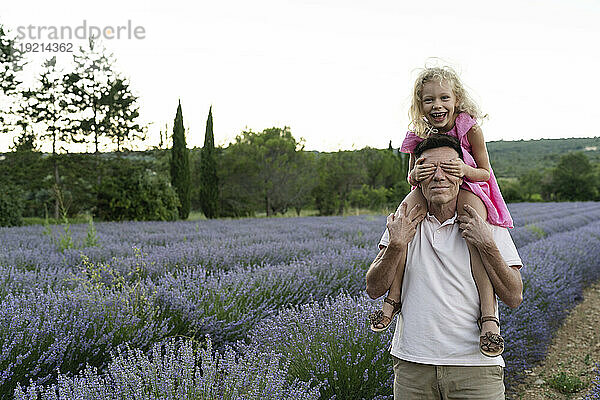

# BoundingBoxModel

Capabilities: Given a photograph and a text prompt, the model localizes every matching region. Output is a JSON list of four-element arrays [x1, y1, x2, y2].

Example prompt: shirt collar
[[426, 212, 458, 227]]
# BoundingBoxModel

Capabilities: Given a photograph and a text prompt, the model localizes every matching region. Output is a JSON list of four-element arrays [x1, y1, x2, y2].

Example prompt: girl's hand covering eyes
[[411, 157, 436, 184], [441, 158, 466, 178]]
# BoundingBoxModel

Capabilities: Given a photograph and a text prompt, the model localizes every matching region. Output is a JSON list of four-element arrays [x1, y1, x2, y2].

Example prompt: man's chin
[[429, 194, 454, 205], [429, 192, 447, 200]]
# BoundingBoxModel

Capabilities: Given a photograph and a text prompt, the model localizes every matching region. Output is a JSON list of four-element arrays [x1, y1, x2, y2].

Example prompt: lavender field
[[4, 202, 600, 399]]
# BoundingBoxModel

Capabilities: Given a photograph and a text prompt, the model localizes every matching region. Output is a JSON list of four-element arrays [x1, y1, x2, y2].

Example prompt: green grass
[[21, 207, 392, 227], [186, 211, 208, 221], [548, 371, 587, 394], [189, 208, 390, 221], [23, 216, 90, 226], [530, 193, 543, 202], [525, 223, 546, 239]]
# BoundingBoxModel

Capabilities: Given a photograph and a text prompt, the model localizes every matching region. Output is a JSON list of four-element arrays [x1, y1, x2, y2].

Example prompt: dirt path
[[513, 282, 600, 399]]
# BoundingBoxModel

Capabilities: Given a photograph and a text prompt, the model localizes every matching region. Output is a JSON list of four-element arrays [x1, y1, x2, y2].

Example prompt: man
[[365, 134, 523, 399]]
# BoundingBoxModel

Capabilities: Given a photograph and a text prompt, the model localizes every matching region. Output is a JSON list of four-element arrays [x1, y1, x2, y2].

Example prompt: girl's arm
[[407, 153, 416, 185], [464, 125, 491, 182], [442, 124, 491, 182]]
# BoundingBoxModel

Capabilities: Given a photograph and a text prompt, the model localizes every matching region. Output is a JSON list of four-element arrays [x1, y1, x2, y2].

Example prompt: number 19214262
[[19, 42, 73, 53]]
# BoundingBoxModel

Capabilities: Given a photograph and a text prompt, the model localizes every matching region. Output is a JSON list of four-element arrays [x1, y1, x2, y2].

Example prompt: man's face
[[418, 146, 463, 206]]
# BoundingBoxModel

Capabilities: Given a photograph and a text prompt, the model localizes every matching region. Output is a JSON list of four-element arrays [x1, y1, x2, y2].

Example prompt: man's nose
[[432, 164, 445, 180]]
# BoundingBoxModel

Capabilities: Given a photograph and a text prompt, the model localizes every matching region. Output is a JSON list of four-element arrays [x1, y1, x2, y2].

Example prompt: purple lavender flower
[[584, 364, 600, 400], [14, 337, 320, 399]]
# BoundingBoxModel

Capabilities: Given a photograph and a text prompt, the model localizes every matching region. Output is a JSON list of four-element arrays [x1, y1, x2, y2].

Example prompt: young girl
[[368, 65, 513, 358]]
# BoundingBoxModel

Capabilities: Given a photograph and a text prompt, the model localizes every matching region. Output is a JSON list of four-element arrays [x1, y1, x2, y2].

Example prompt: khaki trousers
[[393, 356, 505, 400]]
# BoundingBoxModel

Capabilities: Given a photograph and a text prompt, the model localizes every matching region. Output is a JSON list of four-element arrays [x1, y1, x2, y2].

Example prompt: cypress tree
[[199, 106, 219, 218], [170, 100, 191, 219]]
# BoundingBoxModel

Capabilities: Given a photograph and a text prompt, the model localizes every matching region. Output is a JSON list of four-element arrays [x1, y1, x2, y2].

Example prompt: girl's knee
[[458, 189, 487, 219], [400, 189, 427, 216]]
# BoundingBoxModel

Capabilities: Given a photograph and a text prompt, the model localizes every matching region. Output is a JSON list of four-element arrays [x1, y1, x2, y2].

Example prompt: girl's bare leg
[[457, 189, 499, 336], [379, 188, 428, 324]]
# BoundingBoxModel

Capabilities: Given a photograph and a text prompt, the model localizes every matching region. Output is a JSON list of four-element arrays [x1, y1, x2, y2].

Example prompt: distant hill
[[487, 137, 600, 178]]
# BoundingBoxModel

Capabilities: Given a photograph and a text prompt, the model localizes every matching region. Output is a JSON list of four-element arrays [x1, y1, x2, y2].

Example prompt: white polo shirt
[[379, 213, 522, 367]]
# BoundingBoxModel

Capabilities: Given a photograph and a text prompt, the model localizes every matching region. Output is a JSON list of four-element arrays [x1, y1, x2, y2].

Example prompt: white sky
[[1, 0, 599, 152]]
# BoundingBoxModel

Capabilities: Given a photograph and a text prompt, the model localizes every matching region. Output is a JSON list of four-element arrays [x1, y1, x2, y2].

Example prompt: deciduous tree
[[24, 56, 70, 217], [217, 127, 307, 216], [102, 77, 144, 152], [551, 152, 597, 201], [237, 127, 302, 216], [518, 169, 542, 201], [313, 151, 365, 215], [62, 38, 116, 153]]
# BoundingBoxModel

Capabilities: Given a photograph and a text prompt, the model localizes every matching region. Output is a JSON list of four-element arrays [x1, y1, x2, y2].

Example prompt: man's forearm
[[477, 242, 523, 308], [365, 243, 407, 299]]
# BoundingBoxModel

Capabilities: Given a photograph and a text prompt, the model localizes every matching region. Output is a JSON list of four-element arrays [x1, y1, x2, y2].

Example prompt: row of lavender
[[5, 202, 600, 276], [4, 215, 382, 398], [3, 202, 600, 398]]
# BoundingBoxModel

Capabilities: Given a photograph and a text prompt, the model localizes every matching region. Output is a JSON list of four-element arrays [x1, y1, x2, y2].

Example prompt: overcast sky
[[2, 0, 599, 152]]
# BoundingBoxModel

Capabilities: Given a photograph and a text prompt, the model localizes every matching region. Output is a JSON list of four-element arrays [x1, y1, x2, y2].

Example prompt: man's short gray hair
[[414, 134, 464, 161]]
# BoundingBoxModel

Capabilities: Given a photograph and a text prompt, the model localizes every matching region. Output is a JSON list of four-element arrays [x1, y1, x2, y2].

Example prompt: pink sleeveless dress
[[400, 113, 513, 229]]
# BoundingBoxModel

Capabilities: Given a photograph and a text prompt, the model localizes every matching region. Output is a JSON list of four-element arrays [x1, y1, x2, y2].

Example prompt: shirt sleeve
[[378, 228, 389, 249], [491, 226, 523, 268]]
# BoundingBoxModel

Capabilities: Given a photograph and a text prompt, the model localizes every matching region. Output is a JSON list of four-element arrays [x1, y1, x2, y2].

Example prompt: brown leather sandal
[[369, 297, 401, 332], [478, 316, 504, 357]]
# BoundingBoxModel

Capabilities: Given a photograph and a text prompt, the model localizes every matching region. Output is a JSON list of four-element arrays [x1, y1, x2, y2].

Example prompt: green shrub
[[0, 183, 24, 227], [312, 184, 341, 216], [525, 224, 546, 239], [387, 181, 411, 205], [349, 185, 389, 210], [84, 216, 99, 247], [96, 160, 180, 222], [497, 178, 523, 203]]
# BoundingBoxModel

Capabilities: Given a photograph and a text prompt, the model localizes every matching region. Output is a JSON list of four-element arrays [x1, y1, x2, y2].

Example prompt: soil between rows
[[511, 282, 600, 399]]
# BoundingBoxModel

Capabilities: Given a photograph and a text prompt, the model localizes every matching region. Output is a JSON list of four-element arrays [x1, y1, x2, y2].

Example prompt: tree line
[[207, 127, 410, 218], [2, 98, 599, 226], [5, 104, 600, 227], [0, 116, 412, 225], [497, 151, 600, 203]]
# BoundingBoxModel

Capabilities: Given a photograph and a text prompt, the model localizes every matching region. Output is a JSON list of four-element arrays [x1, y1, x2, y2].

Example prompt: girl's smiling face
[[421, 79, 458, 133]]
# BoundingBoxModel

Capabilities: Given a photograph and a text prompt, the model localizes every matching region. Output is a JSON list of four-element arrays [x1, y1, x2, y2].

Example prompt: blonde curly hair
[[409, 66, 485, 138]]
